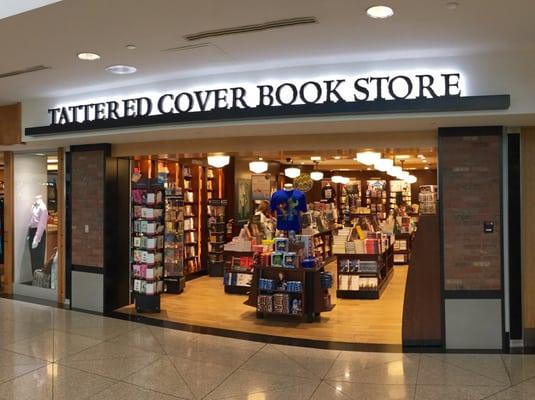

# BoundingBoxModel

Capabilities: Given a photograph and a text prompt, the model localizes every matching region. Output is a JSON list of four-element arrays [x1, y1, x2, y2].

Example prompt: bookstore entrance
[[112, 137, 440, 348]]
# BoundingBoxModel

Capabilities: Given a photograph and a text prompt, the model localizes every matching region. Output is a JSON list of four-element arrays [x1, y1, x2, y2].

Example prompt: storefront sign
[[25, 71, 510, 136]]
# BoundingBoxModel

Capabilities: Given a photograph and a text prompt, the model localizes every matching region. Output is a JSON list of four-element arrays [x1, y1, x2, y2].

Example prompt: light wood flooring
[[117, 263, 407, 345]]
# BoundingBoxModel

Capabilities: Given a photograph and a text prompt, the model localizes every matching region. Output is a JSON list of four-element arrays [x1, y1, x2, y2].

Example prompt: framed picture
[[236, 179, 252, 225], [251, 174, 271, 201]]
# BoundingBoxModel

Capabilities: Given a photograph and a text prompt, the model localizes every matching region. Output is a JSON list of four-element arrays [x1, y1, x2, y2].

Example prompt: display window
[[12, 152, 60, 300], [114, 148, 439, 346]]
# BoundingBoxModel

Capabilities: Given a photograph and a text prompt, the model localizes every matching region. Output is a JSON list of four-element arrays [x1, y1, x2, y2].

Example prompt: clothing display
[[28, 197, 48, 273], [270, 188, 307, 232], [321, 184, 336, 203]]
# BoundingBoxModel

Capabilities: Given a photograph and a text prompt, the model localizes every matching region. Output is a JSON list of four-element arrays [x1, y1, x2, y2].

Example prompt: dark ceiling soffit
[[25, 94, 510, 137]]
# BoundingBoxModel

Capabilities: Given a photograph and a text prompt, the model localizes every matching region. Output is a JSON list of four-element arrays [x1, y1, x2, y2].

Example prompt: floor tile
[[326, 353, 420, 384], [0, 364, 115, 400], [323, 380, 415, 400], [59, 341, 161, 362], [309, 382, 352, 400], [0, 349, 46, 384], [501, 354, 535, 384], [123, 357, 194, 399], [417, 355, 507, 387], [106, 326, 166, 354], [168, 354, 235, 399], [415, 384, 508, 400], [88, 382, 183, 400], [239, 345, 312, 378], [204, 369, 320, 400], [3, 330, 102, 362], [216, 382, 320, 400], [484, 387, 535, 400], [426, 354, 511, 385], [271, 344, 340, 378]]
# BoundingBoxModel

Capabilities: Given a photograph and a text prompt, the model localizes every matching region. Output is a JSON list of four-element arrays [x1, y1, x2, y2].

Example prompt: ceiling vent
[[161, 42, 212, 53], [184, 16, 318, 41], [0, 65, 51, 79]]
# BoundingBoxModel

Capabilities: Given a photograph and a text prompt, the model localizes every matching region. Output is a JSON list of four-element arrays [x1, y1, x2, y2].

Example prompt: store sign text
[[48, 73, 463, 125]]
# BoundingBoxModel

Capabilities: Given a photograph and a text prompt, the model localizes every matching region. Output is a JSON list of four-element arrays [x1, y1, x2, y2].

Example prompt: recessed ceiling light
[[424, 166, 430, 170], [396, 155, 411, 159], [417, 154, 425, 159], [77, 52, 101, 61], [105, 65, 137, 74], [35, 153, 46, 156], [446, 1, 459, 10], [310, 156, 321, 161], [125, 44, 137, 50], [333, 156, 342, 160], [366, 5, 394, 19]]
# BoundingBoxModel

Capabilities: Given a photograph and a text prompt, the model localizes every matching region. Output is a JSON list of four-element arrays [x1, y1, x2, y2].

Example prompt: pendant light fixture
[[310, 160, 324, 181], [397, 170, 410, 180], [207, 154, 230, 168], [387, 165, 402, 177], [374, 158, 393, 172], [249, 157, 268, 174], [284, 158, 300, 179], [406, 175, 417, 184], [356, 151, 381, 166]]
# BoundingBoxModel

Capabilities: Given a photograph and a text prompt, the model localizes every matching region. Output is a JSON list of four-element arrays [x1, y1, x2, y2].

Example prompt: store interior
[[115, 147, 438, 345]]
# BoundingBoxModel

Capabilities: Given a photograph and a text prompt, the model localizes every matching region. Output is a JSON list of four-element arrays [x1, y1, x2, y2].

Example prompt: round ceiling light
[[249, 158, 268, 174], [356, 151, 381, 165], [77, 52, 101, 61], [397, 170, 410, 180], [207, 155, 230, 168], [387, 165, 402, 177], [284, 167, 301, 179], [310, 171, 324, 181], [105, 64, 137, 74], [366, 5, 394, 19], [406, 175, 417, 184], [339, 176, 350, 185], [374, 158, 393, 172]]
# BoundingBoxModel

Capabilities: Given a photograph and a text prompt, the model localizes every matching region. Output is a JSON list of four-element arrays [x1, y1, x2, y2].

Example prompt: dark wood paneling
[[0, 104, 21, 145], [402, 215, 442, 346]]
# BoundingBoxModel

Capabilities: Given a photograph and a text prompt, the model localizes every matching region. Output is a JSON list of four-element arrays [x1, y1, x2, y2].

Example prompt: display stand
[[393, 232, 413, 265], [246, 264, 334, 322], [312, 230, 335, 264], [131, 181, 165, 312], [207, 199, 227, 277], [164, 195, 185, 294], [223, 250, 254, 294], [336, 245, 394, 299], [183, 165, 201, 277]]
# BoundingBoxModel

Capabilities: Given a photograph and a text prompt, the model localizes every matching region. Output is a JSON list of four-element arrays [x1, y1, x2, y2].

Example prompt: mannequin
[[321, 183, 336, 203], [28, 195, 48, 273], [270, 183, 307, 232]]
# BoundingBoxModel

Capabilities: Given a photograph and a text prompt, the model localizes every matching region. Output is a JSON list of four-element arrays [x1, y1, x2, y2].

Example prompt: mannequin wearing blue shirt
[[270, 183, 307, 232]]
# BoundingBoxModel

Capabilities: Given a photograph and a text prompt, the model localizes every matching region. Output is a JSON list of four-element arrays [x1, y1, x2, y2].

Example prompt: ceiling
[[1, 0, 535, 105]]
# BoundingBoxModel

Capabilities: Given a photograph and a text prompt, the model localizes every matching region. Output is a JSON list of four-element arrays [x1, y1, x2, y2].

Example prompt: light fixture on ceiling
[[356, 151, 381, 165], [406, 175, 418, 184], [77, 52, 101, 61], [397, 170, 410, 180], [424, 166, 430, 170], [310, 171, 324, 181], [249, 158, 268, 174], [125, 44, 137, 50], [395, 155, 411, 160], [374, 158, 393, 172], [340, 176, 350, 185], [331, 175, 343, 183], [35, 153, 46, 156], [366, 5, 394, 19], [417, 154, 425, 159], [446, 1, 459, 10], [207, 154, 230, 168], [105, 64, 137, 74], [387, 165, 402, 177], [310, 161, 324, 181], [310, 156, 321, 161], [333, 156, 342, 160], [284, 167, 301, 179]]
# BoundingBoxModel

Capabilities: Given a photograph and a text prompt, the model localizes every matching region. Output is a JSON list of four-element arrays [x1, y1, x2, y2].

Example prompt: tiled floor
[[0, 298, 534, 399]]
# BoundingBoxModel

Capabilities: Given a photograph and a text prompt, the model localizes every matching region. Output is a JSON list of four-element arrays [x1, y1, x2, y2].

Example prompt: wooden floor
[[117, 263, 407, 345]]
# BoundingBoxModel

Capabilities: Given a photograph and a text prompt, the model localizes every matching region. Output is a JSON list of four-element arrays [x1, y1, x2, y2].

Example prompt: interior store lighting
[[366, 5, 394, 19], [207, 154, 230, 168], [284, 167, 301, 179], [387, 165, 402, 177], [249, 158, 268, 174], [356, 151, 381, 165], [374, 158, 393, 171], [397, 170, 410, 180], [406, 175, 417, 184], [340, 176, 350, 185], [77, 52, 101, 61], [310, 171, 324, 181]]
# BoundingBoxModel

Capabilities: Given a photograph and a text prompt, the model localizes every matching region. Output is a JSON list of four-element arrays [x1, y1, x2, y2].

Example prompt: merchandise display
[[270, 185, 307, 232], [223, 250, 255, 294], [207, 198, 227, 276], [419, 185, 438, 214], [164, 195, 185, 294], [365, 180, 388, 220], [389, 180, 411, 210], [132, 177, 165, 312]]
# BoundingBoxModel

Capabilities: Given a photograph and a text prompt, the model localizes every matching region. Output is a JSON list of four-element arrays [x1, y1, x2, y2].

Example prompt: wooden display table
[[223, 250, 254, 295]]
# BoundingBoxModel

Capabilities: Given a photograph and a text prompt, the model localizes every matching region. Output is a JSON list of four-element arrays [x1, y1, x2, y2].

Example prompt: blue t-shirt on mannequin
[[270, 187, 307, 232]]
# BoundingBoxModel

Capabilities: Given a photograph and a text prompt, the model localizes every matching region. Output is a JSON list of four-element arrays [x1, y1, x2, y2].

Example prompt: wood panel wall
[[521, 128, 535, 340], [0, 104, 21, 145], [2, 152, 14, 293]]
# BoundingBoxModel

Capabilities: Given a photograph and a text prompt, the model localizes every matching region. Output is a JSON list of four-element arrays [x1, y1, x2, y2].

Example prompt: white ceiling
[[1, 0, 535, 105]]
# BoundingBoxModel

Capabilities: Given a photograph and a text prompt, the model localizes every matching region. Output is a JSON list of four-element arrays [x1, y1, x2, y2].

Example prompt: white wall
[[13, 154, 47, 284]]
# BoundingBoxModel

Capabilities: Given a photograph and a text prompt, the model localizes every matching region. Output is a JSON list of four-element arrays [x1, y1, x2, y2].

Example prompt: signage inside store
[[47, 73, 463, 125]]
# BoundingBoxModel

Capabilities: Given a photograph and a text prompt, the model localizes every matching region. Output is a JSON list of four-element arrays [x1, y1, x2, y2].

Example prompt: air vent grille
[[0, 65, 51, 79], [161, 42, 212, 52], [184, 16, 318, 41]]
